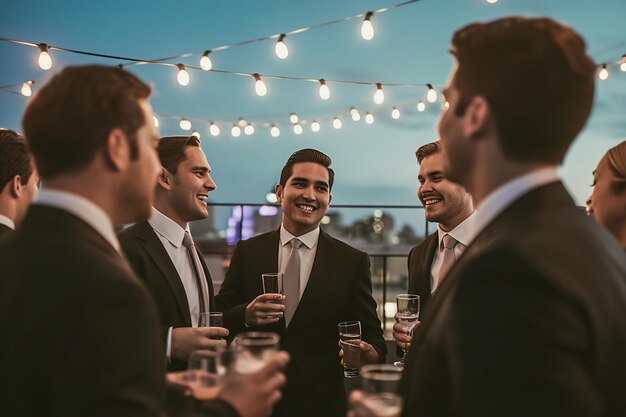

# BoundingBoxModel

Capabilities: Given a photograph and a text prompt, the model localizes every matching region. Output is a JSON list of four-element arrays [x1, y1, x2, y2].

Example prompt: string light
[[416, 101, 426, 112], [209, 122, 220, 136], [200, 51, 213, 71], [37, 43, 52, 70], [621, 56, 626, 72], [443, 101, 450, 111], [293, 124, 303, 135], [192, 131, 201, 139], [275, 34, 289, 59], [270, 124, 280, 137], [180, 118, 192, 130], [244, 123, 255, 135], [361, 12, 375, 40], [176, 64, 190, 86], [374, 83, 385, 104], [598, 64, 609, 80], [426, 84, 437, 103], [20, 81, 33, 97], [231, 125, 242, 137], [253, 73, 267, 96], [333, 117, 342, 129], [153, 116, 159, 127], [364, 112, 374, 124], [486, 0, 498, 3], [350, 107, 361, 121], [318, 79, 330, 100], [311, 120, 321, 132], [391, 107, 400, 119], [289, 113, 299, 123]]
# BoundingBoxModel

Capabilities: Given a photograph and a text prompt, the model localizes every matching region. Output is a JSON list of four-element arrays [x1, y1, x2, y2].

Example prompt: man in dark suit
[[351, 17, 626, 417], [391, 141, 473, 356], [119, 135, 228, 371], [0, 128, 39, 239], [216, 148, 386, 417], [0, 65, 288, 417]]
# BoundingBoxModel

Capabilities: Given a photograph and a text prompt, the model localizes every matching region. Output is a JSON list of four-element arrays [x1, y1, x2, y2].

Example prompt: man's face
[[15, 165, 39, 227], [587, 155, 625, 237], [276, 162, 331, 236], [418, 151, 471, 231], [168, 146, 216, 223]]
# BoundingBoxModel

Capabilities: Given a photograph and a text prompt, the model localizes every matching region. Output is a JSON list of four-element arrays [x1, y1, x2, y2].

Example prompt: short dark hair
[[416, 141, 441, 165], [158, 136, 201, 174], [0, 129, 34, 190], [606, 140, 626, 193], [22, 65, 151, 180], [279, 148, 334, 190], [450, 17, 596, 164]]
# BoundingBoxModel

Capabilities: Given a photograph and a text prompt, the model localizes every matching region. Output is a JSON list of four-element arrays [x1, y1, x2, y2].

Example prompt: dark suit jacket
[[407, 232, 438, 314], [118, 220, 216, 371], [0, 205, 165, 417], [0, 222, 13, 239], [216, 228, 386, 417], [401, 182, 626, 417]]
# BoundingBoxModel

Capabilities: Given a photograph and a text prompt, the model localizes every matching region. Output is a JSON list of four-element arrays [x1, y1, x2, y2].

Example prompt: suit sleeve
[[215, 241, 249, 338], [353, 252, 387, 362]]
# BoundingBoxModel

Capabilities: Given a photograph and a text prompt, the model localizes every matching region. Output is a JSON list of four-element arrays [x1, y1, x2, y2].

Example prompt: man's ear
[[464, 96, 491, 139], [104, 128, 130, 171], [275, 184, 283, 203], [156, 167, 172, 191], [9, 175, 22, 198]]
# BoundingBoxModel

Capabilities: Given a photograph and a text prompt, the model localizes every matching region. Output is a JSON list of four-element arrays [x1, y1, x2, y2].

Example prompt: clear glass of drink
[[183, 349, 223, 399], [233, 331, 280, 374], [393, 294, 420, 368], [338, 320, 362, 378], [360, 364, 403, 417], [262, 273, 284, 318], [199, 311, 224, 340]]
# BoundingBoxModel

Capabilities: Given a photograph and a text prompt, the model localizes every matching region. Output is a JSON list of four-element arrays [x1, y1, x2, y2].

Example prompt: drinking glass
[[183, 349, 222, 399], [360, 364, 403, 417], [261, 273, 284, 318], [338, 320, 361, 378], [232, 331, 280, 374], [199, 311, 224, 340], [393, 294, 420, 368]]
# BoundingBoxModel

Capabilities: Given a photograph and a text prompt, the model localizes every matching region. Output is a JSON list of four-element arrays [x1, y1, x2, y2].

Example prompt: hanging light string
[[0, 79, 37, 96]]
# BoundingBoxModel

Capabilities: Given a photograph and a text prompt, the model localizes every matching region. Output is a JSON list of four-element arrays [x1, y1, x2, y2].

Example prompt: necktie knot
[[290, 238, 303, 249], [442, 234, 458, 250], [182, 231, 194, 248]]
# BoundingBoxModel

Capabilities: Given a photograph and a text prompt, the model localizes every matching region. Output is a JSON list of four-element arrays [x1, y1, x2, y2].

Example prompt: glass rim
[[261, 272, 283, 277], [338, 320, 361, 327], [396, 293, 419, 300], [360, 364, 403, 380], [236, 331, 280, 346]]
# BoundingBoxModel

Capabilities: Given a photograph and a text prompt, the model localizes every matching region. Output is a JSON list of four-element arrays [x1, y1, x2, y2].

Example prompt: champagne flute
[[393, 294, 420, 368]]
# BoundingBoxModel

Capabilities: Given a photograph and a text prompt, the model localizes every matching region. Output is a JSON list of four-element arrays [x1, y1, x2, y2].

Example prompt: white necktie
[[436, 234, 458, 291], [284, 238, 303, 326], [182, 232, 209, 320]]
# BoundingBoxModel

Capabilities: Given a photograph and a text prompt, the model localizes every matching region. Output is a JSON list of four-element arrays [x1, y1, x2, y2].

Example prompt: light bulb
[[443, 101, 450, 111], [293, 124, 303, 135], [209, 122, 220, 137], [253, 73, 267, 96], [311, 121, 321, 132], [180, 119, 192, 131], [486, 0, 498, 3], [270, 125, 280, 137], [333, 117, 342, 129], [21, 81, 32, 97], [176, 64, 190, 86], [200, 51, 212, 71], [275, 34, 289, 59], [621, 59, 626, 72], [361, 12, 374, 40], [231, 125, 241, 137], [153, 116, 159, 127], [191, 131, 201, 139], [350, 107, 361, 121], [598, 65, 609, 81], [318, 79, 330, 100], [237, 118, 247, 128], [391, 107, 400, 119], [244, 124, 255, 135], [289, 113, 299, 123], [365, 112, 374, 124], [37, 44, 52, 70], [374, 83, 384, 104], [426, 84, 437, 103], [416, 101, 426, 112]]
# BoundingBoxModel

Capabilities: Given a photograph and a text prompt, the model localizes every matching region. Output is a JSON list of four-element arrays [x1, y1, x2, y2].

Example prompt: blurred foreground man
[[0, 65, 287, 417], [351, 16, 626, 417]]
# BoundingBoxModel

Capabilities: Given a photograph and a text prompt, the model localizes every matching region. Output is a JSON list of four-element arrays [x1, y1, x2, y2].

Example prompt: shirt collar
[[280, 225, 320, 250], [35, 189, 120, 252], [0, 214, 15, 230], [469, 167, 559, 245], [148, 208, 189, 248], [437, 210, 477, 250]]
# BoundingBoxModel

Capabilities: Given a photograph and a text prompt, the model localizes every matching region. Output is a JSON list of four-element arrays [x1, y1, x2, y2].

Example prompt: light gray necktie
[[284, 238, 303, 326], [437, 234, 458, 290], [182, 231, 209, 317]]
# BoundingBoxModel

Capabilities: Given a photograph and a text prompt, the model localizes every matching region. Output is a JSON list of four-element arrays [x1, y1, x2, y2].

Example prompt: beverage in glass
[[338, 320, 361, 378], [393, 294, 420, 368]]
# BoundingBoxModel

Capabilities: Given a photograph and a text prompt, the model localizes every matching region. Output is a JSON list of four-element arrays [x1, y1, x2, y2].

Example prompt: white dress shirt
[[35, 189, 120, 253], [0, 214, 15, 230], [279, 225, 320, 301]]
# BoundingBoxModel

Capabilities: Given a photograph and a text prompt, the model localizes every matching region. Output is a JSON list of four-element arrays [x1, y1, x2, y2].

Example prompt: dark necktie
[[284, 238, 303, 326]]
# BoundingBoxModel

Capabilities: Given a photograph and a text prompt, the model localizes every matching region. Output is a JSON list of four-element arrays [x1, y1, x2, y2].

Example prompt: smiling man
[[119, 135, 228, 371], [216, 148, 386, 417]]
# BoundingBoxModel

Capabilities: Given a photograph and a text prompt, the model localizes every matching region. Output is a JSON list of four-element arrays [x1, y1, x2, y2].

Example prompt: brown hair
[[279, 148, 334, 189], [0, 129, 34, 189], [415, 141, 441, 165], [157, 136, 201, 174], [22, 65, 151, 179], [605, 141, 626, 192], [450, 17, 596, 164]]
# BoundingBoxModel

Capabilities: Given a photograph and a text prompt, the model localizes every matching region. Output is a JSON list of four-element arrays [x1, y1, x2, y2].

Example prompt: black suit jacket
[[407, 232, 438, 314], [401, 182, 626, 417], [118, 220, 216, 371], [216, 228, 386, 417], [0, 222, 13, 239]]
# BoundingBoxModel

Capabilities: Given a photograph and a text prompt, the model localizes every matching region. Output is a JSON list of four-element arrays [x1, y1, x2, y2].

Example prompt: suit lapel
[[416, 233, 438, 310], [135, 221, 192, 325]]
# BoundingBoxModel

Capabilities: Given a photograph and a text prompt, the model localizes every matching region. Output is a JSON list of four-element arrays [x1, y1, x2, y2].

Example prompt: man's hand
[[219, 351, 290, 417], [171, 327, 228, 361], [245, 294, 285, 326], [392, 312, 419, 351], [339, 340, 380, 367]]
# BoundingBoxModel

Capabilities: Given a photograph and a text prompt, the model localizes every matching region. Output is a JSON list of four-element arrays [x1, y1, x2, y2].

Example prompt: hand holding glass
[[338, 320, 362, 378], [262, 273, 284, 318], [394, 294, 420, 368], [199, 311, 224, 340], [233, 331, 280, 374], [360, 364, 403, 417]]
